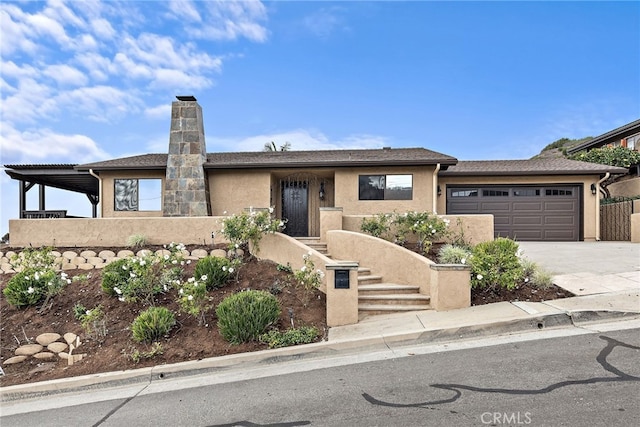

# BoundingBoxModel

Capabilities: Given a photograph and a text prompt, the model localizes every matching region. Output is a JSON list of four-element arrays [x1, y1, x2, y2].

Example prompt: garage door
[[446, 186, 581, 241]]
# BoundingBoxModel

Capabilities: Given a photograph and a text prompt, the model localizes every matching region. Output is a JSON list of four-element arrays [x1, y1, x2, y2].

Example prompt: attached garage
[[446, 185, 580, 241], [437, 159, 629, 242]]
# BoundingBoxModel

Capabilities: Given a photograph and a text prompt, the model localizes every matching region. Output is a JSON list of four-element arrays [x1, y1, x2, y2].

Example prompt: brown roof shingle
[[439, 158, 628, 176], [76, 148, 458, 171]]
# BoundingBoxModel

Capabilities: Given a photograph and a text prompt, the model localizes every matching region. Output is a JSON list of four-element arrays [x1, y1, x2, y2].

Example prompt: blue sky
[[1, 0, 639, 236]]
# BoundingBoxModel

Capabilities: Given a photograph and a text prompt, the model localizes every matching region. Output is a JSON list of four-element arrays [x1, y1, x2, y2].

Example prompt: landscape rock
[[78, 264, 94, 270], [15, 344, 44, 356], [36, 333, 61, 346], [62, 251, 79, 260], [3, 356, 27, 365], [191, 249, 208, 258], [62, 263, 77, 271], [87, 256, 104, 266], [136, 249, 153, 257], [63, 332, 78, 345], [58, 352, 69, 360], [117, 250, 135, 258], [98, 250, 116, 259], [210, 249, 227, 258], [33, 352, 56, 360], [71, 256, 87, 265], [80, 250, 97, 258], [47, 342, 68, 353]]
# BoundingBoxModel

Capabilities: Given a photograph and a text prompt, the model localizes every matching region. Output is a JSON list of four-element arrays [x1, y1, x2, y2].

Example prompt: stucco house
[[4, 97, 628, 245]]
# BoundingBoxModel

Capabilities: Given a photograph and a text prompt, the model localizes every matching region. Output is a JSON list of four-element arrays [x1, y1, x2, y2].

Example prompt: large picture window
[[359, 174, 413, 200], [114, 179, 162, 211]]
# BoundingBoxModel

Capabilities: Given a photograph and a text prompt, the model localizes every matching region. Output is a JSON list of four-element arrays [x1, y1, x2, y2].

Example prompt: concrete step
[[358, 283, 421, 295], [358, 267, 371, 276], [358, 274, 383, 285], [358, 294, 431, 306], [358, 303, 431, 316]]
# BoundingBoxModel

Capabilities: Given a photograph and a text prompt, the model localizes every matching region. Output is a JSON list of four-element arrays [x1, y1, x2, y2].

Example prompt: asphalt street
[[2, 319, 639, 427]]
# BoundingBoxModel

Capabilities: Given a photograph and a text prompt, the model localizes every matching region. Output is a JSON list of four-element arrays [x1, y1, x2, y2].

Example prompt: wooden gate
[[600, 198, 634, 241]]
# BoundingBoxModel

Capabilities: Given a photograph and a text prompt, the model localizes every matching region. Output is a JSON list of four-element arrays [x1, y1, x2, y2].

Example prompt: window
[[358, 174, 413, 200], [114, 179, 162, 211], [513, 189, 540, 197], [545, 189, 572, 196], [483, 189, 509, 197], [451, 189, 478, 197]]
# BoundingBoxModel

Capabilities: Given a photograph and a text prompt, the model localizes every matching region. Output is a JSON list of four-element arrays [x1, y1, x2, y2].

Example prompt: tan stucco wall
[[438, 175, 600, 241], [334, 166, 436, 215], [100, 170, 165, 218], [9, 217, 225, 247], [326, 230, 434, 295], [208, 170, 272, 215], [608, 177, 640, 198], [631, 212, 640, 243]]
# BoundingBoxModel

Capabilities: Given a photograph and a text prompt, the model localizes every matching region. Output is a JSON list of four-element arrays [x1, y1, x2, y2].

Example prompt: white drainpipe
[[433, 163, 441, 214], [594, 172, 610, 241], [88, 169, 102, 218]]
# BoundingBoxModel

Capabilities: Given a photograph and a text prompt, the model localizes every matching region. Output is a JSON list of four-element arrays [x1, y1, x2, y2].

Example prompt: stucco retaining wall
[[326, 230, 434, 295], [8, 217, 226, 247]]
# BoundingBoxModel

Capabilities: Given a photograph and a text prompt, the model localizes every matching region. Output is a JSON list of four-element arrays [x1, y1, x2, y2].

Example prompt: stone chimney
[[162, 96, 212, 217]]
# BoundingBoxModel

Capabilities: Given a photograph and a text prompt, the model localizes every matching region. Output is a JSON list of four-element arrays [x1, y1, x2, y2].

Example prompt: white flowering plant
[[176, 275, 212, 325], [220, 207, 286, 254], [293, 252, 325, 306], [3, 247, 69, 309], [194, 256, 241, 290], [101, 245, 187, 304], [73, 303, 106, 338], [361, 211, 450, 255]]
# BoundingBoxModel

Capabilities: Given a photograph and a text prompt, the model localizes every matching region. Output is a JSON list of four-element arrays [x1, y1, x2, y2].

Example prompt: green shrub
[[437, 244, 472, 264], [101, 258, 131, 296], [260, 326, 319, 348], [3, 268, 67, 308], [176, 276, 211, 325], [470, 238, 524, 291], [75, 304, 106, 338], [360, 213, 393, 239], [126, 234, 147, 248], [293, 252, 324, 306], [194, 256, 238, 290], [360, 211, 450, 255], [216, 290, 281, 344], [101, 255, 175, 304], [131, 307, 176, 343], [519, 258, 554, 289], [569, 146, 640, 168], [8, 246, 57, 271], [220, 207, 286, 253]]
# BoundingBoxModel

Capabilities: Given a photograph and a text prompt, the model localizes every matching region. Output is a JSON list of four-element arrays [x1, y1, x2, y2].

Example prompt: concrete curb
[[2, 305, 638, 402]]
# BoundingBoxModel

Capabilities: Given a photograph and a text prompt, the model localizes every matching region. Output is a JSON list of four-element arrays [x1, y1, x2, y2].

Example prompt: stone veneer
[[163, 96, 212, 217]]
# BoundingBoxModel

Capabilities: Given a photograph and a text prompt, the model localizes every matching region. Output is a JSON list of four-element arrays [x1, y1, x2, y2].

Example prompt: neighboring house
[[3, 97, 628, 243], [567, 119, 640, 154], [565, 119, 640, 198]]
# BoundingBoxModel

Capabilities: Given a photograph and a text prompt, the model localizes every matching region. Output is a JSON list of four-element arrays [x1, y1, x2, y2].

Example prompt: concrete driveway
[[517, 241, 640, 296]]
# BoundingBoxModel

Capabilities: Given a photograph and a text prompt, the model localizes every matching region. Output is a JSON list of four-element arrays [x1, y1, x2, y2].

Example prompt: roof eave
[[205, 159, 458, 169]]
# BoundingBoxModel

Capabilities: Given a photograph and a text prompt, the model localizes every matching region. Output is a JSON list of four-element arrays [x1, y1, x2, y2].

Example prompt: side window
[[114, 179, 162, 211]]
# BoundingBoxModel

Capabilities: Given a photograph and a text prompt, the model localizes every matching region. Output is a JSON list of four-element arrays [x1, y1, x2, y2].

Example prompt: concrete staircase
[[297, 238, 431, 318]]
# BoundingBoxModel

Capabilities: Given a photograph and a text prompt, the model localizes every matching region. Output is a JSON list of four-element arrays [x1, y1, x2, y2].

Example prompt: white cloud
[[167, 0, 202, 23], [302, 6, 349, 39], [194, 0, 269, 42], [57, 85, 144, 122], [145, 104, 172, 120], [90, 17, 116, 40], [43, 64, 89, 87], [0, 124, 110, 165]]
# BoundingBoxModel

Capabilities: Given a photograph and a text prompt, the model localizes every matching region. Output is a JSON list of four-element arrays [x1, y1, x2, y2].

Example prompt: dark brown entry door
[[282, 181, 308, 237]]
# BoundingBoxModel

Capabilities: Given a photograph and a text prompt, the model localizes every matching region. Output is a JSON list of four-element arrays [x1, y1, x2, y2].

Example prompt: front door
[[282, 181, 308, 237]]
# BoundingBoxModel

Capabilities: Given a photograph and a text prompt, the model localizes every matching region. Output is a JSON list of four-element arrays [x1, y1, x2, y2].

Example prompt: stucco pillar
[[319, 207, 343, 242], [429, 264, 471, 311], [325, 262, 359, 327], [163, 96, 211, 217]]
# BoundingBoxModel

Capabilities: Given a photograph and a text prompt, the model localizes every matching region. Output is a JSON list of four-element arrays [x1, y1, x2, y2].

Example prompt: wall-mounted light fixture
[[319, 182, 326, 200], [590, 183, 597, 195], [437, 185, 442, 196]]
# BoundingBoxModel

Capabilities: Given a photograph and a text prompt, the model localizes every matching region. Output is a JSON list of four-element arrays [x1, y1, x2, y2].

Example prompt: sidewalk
[[2, 242, 639, 402]]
